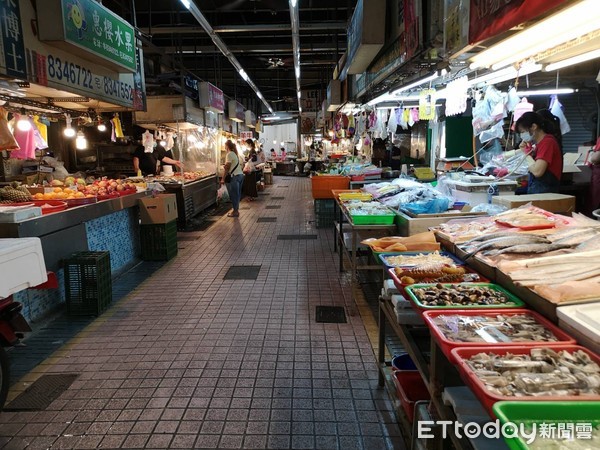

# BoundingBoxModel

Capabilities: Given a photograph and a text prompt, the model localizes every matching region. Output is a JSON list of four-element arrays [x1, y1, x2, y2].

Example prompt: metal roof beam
[[143, 21, 347, 34]]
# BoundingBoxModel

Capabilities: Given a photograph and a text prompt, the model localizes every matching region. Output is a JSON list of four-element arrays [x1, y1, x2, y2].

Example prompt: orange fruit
[[53, 187, 62, 193]]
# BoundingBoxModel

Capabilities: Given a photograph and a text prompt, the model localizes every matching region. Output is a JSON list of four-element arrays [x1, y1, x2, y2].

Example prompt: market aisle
[[0, 177, 403, 450]]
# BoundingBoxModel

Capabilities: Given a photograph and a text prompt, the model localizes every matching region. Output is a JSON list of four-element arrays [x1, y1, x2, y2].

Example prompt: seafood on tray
[[494, 208, 560, 229], [383, 251, 457, 267], [362, 231, 441, 252], [465, 348, 600, 397], [498, 249, 600, 303], [410, 284, 517, 307], [394, 265, 481, 285], [461, 231, 572, 259], [431, 314, 560, 343]]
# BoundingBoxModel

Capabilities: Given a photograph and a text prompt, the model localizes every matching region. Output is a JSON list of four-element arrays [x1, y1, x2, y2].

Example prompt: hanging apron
[[527, 170, 561, 194]]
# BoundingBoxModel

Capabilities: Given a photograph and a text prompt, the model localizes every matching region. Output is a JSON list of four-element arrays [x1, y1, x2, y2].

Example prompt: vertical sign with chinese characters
[[0, 0, 27, 78]]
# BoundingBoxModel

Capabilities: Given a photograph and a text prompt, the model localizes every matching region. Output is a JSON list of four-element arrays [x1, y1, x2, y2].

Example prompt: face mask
[[520, 131, 533, 143]]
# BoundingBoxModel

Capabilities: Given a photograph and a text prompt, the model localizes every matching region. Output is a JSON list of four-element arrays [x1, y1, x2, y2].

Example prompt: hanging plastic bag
[[511, 97, 534, 129], [549, 95, 571, 135], [479, 120, 505, 143], [506, 87, 520, 112], [217, 185, 229, 202]]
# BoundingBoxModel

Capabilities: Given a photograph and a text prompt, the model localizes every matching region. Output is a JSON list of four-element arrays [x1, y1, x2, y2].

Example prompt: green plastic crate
[[493, 401, 600, 450], [404, 283, 526, 311], [140, 220, 178, 261], [350, 213, 395, 225], [314, 199, 335, 228], [64, 251, 112, 316]]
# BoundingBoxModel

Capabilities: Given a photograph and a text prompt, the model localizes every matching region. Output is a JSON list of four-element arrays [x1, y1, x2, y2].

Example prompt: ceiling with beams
[[101, 0, 357, 113]]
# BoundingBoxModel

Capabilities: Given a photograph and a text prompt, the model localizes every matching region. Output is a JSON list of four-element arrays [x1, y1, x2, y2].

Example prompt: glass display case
[[155, 126, 220, 229]]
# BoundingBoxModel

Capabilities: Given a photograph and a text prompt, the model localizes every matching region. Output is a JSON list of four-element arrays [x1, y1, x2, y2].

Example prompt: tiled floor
[[0, 177, 404, 449]]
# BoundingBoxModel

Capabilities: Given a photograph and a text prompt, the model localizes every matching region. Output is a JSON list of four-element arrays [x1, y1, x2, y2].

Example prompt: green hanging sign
[[37, 0, 136, 73], [62, 0, 136, 72]]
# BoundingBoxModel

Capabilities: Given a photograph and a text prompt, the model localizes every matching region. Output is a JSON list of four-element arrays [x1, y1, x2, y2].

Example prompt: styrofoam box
[[396, 307, 424, 325], [384, 279, 400, 298], [0, 238, 47, 298], [391, 294, 412, 309], [0, 206, 42, 223], [557, 302, 600, 354]]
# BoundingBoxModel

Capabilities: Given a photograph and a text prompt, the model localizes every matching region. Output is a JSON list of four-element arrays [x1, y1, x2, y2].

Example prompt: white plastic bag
[[549, 95, 571, 135]]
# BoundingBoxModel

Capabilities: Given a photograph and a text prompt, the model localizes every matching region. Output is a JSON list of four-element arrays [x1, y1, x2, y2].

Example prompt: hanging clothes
[[0, 107, 19, 151], [165, 132, 175, 151], [398, 108, 408, 130], [142, 130, 154, 153], [33, 115, 48, 143], [9, 114, 36, 159], [407, 108, 416, 128], [375, 109, 388, 138], [386, 108, 397, 135], [368, 110, 377, 130], [111, 114, 124, 142], [356, 112, 367, 135]]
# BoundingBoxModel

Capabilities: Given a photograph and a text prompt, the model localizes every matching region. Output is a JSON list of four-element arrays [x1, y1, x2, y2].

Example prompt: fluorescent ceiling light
[[239, 69, 249, 82], [468, 63, 542, 87], [516, 88, 576, 96], [470, 0, 600, 70], [180, 0, 191, 9], [297, 91, 301, 99], [367, 93, 392, 106], [295, 66, 300, 79], [390, 71, 440, 96], [545, 48, 600, 71], [291, 0, 297, 6]]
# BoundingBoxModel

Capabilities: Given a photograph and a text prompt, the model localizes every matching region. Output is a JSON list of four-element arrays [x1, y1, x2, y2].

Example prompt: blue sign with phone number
[[46, 53, 134, 105]]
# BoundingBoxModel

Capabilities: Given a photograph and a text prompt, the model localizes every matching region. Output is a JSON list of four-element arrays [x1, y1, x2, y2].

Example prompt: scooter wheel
[[0, 347, 9, 410]]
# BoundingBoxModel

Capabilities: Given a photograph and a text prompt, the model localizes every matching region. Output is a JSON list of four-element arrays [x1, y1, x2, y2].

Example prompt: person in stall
[[515, 111, 563, 194], [133, 137, 182, 176]]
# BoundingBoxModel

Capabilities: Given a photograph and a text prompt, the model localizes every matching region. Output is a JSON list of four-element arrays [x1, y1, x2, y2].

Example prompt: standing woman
[[515, 111, 563, 194], [242, 139, 259, 201], [222, 140, 244, 217]]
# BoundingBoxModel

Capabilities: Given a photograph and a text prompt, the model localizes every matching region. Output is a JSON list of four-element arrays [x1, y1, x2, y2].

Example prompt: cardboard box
[[139, 194, 178, 224], [492, 193, 576, 214]]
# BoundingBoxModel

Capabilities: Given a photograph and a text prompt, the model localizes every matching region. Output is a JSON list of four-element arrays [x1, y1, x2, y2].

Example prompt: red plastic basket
[[97, 193, 119, 201], [451, 345, 600, 418], [423, 309, 576, 364], [64, 197, 98, 207], [392, 371, 430, 422], [117, 188, 137, 197], [30, 200, 68, 214]]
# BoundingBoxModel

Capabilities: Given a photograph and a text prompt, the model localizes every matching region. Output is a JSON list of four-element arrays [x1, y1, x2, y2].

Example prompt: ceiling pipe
[[289, 0, 302, 113], [142, 22, 347, 34], [180, 0, 274, 114]]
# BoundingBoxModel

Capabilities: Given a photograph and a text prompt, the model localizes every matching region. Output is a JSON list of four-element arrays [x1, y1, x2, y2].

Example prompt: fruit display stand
[[0, 191, 150, 322]]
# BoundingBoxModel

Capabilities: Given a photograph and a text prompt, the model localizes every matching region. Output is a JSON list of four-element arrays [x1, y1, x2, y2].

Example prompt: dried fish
[[465, 349, 600, 397]]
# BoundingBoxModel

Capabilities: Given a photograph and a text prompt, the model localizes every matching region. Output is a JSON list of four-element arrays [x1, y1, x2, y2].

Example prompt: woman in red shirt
[[515, 111, 563, 194]]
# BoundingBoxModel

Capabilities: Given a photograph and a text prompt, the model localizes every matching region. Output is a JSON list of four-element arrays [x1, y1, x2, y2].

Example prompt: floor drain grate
[[257, 217, 277, 223], [272, 197, 285, 200], [315, 306, 347, 323], [5, 374, 79, 411], [266, 205, 281, 210], [277, 234, 318, 240], [223, 265, 261, 280]]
